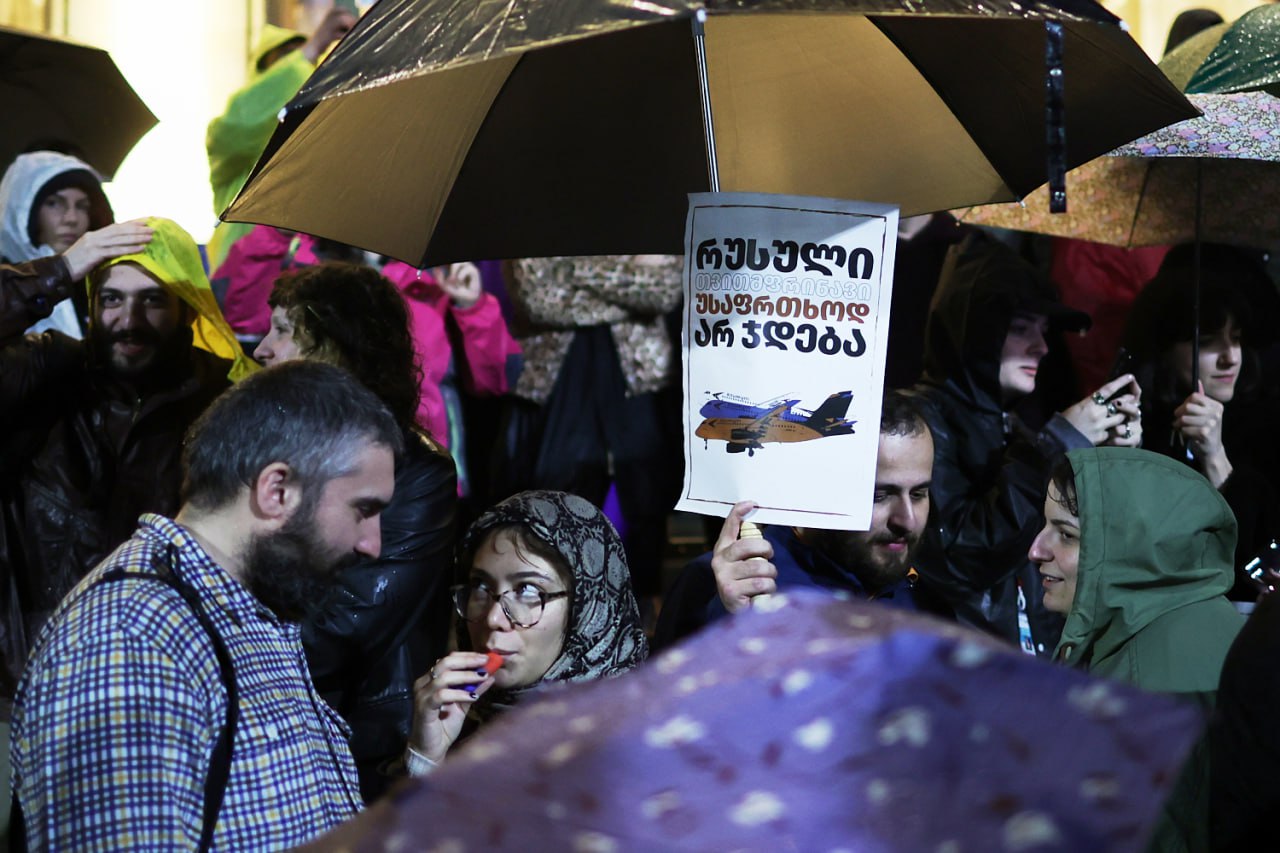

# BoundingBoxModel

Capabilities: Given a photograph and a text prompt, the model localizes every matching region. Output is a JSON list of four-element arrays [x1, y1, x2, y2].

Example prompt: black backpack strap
[[9, 548, 239, 852], [98, 558, 239, 853]]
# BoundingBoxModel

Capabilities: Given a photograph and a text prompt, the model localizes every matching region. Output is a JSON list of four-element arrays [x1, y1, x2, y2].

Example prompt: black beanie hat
[[26, 169, 115, 247]]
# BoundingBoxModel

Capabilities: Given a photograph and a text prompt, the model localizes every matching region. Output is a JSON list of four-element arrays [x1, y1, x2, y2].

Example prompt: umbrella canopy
[[0, 26, 157, 178], [1162, 3, 1280, 98], [958, 91, 1280, 247], [302, 589, 1202, 852], [1159, 21, 1230, 93], [223, 0, 1195, 266]]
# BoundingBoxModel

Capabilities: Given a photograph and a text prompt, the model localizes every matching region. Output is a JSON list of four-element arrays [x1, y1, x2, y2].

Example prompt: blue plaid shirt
[[11, 514, 363, 850]]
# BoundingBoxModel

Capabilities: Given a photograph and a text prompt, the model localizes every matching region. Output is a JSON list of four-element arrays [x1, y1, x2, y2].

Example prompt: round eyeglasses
[[451, 583, 569, 629]]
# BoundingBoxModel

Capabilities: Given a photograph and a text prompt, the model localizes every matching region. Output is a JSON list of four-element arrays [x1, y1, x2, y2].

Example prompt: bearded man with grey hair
[[11, 361, 402, 850]]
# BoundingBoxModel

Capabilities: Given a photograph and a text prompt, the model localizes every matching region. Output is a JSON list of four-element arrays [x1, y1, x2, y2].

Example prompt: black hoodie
[[909, 232, 1090, 656]]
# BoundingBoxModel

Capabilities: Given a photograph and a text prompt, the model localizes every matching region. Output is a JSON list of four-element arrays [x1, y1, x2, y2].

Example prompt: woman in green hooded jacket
[[1029, 446, 1243, 851]]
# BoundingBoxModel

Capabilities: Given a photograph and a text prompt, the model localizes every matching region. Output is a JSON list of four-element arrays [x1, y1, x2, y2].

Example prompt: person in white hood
[[0, 150, 115, 338]]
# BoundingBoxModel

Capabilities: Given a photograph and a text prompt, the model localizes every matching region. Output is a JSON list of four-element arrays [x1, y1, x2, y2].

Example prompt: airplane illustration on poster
[[695, 390, 856, 456]]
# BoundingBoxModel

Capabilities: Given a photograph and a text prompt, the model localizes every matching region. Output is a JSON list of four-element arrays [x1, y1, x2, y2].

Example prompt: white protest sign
[[677, 192, 898, 530]]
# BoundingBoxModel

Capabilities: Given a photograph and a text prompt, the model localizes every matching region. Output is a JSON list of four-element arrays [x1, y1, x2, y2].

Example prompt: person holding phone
[[1121, 246, 1280, 600], [909, 231, 1142, 659]]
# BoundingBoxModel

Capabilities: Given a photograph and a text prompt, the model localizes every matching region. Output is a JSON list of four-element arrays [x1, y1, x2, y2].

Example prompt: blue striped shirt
[[12, 514, 362, 850]]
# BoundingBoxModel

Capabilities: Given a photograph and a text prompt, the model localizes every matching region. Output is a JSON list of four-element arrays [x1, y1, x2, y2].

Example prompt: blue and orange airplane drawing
[[695, 390, 856, 456]]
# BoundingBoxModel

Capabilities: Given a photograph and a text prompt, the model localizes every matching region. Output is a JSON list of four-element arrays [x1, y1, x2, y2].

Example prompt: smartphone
[[1108, 347, 1133, 381], [1105, 347, 1136, 402], [1245, 540, 1280, 584]]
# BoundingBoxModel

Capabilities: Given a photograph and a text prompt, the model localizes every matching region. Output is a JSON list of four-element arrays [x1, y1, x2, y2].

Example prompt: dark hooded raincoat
[[910, 233, 1090, 656]]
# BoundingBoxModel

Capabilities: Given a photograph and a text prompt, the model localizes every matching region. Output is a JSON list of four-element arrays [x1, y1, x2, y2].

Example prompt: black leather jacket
[[302, 430, 457, 803], [909, 234, 1089, 657], [911, 383, 1081, 655], [1, 257, 232, 697]]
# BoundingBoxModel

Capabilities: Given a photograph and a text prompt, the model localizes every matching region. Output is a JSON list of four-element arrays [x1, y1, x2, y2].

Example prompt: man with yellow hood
[[205, 5, 357, 269], [0, 217, 253, 698]]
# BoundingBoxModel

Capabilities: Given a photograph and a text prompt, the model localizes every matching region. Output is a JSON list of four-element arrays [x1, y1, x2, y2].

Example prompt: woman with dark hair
[[214, 225, 519, 503], [1028, 447, 1242, 852], [258, 262, 425, 430], [406, 490, 647, 774], [254, 261, 458, 801], [1121, 246, 1280, 598]]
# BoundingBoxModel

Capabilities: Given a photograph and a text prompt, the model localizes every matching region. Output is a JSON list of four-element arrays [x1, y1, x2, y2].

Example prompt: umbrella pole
[[692, 9, 720, 192], [1192, 158, 1203, 388], [1045, 21, 1067, 214]]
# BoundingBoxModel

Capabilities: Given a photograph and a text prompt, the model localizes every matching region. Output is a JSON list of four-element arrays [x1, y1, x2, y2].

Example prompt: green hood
[[251, 25, 306, 73], [1055, 448, 1237, 674]]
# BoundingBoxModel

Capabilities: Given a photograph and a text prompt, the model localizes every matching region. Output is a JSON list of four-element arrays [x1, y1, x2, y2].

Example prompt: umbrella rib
[[1124, 156, 1157, 248], [416, 51, 529, 265], [868, 17, 1023, 197]]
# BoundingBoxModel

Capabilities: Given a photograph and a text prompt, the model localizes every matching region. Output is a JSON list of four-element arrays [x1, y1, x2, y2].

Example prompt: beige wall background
[[64, 1, 254, 242], [2, 1, 1275, 244]]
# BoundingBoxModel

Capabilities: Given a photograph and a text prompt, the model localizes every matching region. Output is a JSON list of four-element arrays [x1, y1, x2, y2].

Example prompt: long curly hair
[[267, 262, 423, 434]]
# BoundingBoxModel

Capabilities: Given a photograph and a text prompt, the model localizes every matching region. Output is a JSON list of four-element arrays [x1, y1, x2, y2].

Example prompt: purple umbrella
[[304, 589, 1203, 852]]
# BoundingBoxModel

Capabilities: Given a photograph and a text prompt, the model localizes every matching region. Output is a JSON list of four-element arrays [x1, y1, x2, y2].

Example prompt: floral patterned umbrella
[[302, 589, 1202, 853], [959, 91, 1280, 248]]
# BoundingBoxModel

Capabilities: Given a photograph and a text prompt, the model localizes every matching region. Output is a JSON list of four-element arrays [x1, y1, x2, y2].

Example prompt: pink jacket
[[213, 226, 519, 446]]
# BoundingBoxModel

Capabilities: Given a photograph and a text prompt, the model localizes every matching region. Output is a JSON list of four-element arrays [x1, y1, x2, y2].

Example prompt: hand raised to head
[[61, 220, 153, 281], [301, 6, 357, 63]]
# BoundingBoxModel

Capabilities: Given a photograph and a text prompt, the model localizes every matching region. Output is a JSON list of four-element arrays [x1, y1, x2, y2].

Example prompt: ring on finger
[[1106, 402, 1117, 416], [1092, 391, 1107, 406], [1123, 424, 1132, 439]]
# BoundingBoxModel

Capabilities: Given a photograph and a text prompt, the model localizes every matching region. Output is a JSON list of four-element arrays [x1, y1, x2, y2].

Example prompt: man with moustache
[[654, 391, 949, 649], [0, 217, 252, 698], [11, 361, 399, 850]]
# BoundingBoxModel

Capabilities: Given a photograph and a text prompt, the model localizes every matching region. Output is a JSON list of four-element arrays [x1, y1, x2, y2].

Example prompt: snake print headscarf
[[457, 490, 648, 715]]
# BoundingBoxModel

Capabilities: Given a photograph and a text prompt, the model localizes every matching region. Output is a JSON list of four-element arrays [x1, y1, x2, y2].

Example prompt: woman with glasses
[[406, 490, 648, 775]]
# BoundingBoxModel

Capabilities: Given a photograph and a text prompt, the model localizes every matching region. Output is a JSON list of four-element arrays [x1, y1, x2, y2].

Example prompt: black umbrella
[[223, 0, 1195, 266], [0, 25, 158, 178]]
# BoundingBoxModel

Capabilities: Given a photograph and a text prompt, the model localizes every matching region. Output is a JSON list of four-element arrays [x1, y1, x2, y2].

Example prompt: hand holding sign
[[711, 501, 777, 614]]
